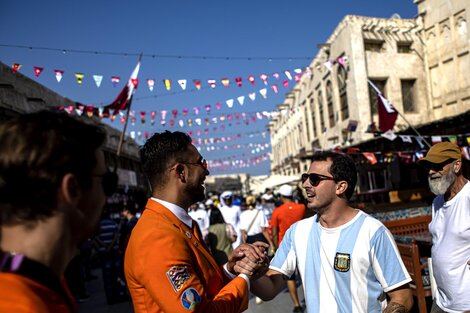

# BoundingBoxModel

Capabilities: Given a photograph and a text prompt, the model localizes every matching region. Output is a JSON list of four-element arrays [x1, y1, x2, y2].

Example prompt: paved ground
[[78, 268, 305, 313]]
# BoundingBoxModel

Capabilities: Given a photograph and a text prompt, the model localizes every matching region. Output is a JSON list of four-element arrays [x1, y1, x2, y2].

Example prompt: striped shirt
[[270, 210, 411, 313]]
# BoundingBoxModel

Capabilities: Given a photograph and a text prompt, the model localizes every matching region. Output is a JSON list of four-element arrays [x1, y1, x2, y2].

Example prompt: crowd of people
[[0, 111, 469, 313]]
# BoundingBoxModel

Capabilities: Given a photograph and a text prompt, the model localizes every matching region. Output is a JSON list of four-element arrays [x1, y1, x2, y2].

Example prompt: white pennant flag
[[249, 92, 256, 101], [93, 75, 103, 87], [381, 130, 397, 141], [400, 135, 412, 143], [54, 70, 64, 83], [147, 79, 155, 92], [294, 68, 302, 74], [195, 118, 201, 126], [259, 88, 267, 99], [130, 131, 136, 139], [237, 96, 245, 106], [324, 60, 333, 72], [178, 79, 187, 90], [75, 108, 83, 116], [284, 70, 292, 80], [226, 99, 234, 108]]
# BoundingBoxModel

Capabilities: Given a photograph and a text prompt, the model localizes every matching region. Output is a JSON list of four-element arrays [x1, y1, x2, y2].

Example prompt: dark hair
[[0, 110, 106, 225], [140, 131, 192, 188], [209, 207, 226, 225], [311, 151, 357, 200]]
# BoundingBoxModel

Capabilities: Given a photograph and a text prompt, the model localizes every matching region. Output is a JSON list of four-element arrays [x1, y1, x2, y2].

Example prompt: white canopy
[[250, 174, 300, 195]]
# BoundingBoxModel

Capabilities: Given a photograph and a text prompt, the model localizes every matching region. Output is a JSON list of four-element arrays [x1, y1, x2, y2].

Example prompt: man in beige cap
[[419, 142, 470, 313]]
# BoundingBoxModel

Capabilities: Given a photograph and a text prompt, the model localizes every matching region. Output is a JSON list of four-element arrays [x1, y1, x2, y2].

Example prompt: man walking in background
[[219, 191, 242, 248], [419, 142, 470, 313], [271, 184, 305, 313]]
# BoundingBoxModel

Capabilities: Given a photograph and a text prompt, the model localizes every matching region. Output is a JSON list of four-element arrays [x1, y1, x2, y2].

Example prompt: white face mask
[[428, 168, 456, 195]]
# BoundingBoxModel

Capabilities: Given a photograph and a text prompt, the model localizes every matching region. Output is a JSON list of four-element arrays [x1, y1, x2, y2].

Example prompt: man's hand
[[227, 242, 269, 276]]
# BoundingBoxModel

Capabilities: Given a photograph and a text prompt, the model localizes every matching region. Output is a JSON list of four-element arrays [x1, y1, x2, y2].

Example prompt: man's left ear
[[336, 181, 348, 197], [454, 159, 462, 174], [60, 173, 82, 206]]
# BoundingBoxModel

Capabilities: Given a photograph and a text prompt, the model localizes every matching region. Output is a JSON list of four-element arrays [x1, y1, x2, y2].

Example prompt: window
[[368, 79, 387, 115], [326, 81, 335, 127], [318, 90, 325, 133], [304, 105, 310, 142], [397, 42, 412, 53], [309, 98, 317, 138], [401, 79, 416, 112], [364, 40, 384, 52], [337, 65, 349, 120]]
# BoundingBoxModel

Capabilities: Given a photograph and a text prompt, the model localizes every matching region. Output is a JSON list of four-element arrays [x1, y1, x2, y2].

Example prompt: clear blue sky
[[0, 0, 417, 175]]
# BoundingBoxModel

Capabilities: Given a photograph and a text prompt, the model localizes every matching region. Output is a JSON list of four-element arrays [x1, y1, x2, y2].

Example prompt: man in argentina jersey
[[250, 151, 413, 313]]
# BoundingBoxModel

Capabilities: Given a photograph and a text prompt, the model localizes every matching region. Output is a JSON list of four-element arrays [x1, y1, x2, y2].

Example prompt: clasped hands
[[227, 241, 270, 280]]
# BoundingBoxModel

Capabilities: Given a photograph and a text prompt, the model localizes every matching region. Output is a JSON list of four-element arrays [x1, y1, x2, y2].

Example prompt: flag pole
[[116, 53, 142, 157], [367, 80, 431, 148]]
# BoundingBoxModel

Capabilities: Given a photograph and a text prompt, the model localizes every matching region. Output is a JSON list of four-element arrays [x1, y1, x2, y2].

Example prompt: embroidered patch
[[167, 265, 191, 292], [181, 288, 201, 310], [334, 252, 350, 272]]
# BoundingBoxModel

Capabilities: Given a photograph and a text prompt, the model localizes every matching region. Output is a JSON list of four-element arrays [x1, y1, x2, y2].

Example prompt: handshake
[[226, 241, 271, 280]]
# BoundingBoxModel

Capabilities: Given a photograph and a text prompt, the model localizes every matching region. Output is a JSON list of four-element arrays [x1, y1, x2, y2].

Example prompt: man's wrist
[[223, 263, 237, 279]]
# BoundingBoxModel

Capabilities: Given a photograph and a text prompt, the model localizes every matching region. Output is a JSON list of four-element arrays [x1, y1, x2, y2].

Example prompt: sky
[[0, 0, 417, 176]]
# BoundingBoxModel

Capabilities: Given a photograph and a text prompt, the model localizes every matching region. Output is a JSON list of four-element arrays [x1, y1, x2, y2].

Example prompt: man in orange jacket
[[0, 111, 118, 313], [125, 131, 269, 313]]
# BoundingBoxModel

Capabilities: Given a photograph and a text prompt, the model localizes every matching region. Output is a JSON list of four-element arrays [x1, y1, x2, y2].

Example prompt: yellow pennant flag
[[75, 73, 84, 86]]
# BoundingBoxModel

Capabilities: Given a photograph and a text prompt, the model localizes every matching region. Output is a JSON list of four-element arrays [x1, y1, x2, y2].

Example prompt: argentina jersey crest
[[334, 252, 350, 272]]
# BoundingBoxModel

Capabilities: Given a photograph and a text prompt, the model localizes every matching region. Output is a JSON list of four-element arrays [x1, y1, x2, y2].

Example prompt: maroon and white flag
[[104, 56, 141, 112], [368, 80, 398, 132]]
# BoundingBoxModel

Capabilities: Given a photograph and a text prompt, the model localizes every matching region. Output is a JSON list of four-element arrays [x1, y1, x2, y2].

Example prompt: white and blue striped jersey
[[270, 210, 411, 313]]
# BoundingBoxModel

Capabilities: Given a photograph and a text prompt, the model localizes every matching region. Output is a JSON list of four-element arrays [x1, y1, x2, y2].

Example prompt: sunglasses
[[181, 158, 208, 170], [301, 173, 335, 186], [422, 159, 454, 172], [93, 171, 119, 196]]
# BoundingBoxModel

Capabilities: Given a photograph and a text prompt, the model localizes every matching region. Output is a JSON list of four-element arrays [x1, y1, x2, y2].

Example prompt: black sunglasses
[[180, 158, 208, 170], [93, 171, 118, 196], [422, 159, 455, 172], [301, 173, 335, 186]]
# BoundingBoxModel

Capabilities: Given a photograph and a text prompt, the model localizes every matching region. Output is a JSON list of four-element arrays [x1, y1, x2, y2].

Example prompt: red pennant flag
[[131, 78, 139, 88], [271, 84, 278, 94], [172, 109, 178, 118], [182, 108, 189, 116], [377, 94, 398, 132], [363, 152, 378, 165], [248, 75, 255, 85], [283, 80, 289, 88], [12, 63, 22, 73], [193, 80, 201, 90], [208, 80, 216, 88], [111, 76, 120, 87], [235, 77, 242, 87], [103, 56, 141, 112], [33, 66, 44, 77], [260, 74, 268, 85]]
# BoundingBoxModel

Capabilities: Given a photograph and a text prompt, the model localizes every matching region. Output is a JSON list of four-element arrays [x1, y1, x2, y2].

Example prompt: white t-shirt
[[240, 209, 269, 236], [270, 210, 411, 313], [219, 204, 242, 247], [429, 181, 470, 313], [188, 208, 209, 235]]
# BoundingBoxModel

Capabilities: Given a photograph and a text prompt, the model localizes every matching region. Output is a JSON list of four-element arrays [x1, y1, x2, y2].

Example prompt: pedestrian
[[0, 110, 117, 313], [240, 195, 275, 250], [219, 191, 242, 248], [418, 142, 470, 313], [206, 206, 237, 265], [250, 151, 413, 313], [270, 184, 306, 313], [124, 131, 269, 313], [188, 202, 210, 238]]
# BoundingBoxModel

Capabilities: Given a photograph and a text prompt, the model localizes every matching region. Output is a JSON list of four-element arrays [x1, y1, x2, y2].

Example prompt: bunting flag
[[271, 84, 278, 94], [208, 79, 216, 88], [431, 136, 442, 145], [103, 56, 141, 112], [93, 75, 103, 87], [193, 79, 201, 90], [259, 88, 267, 99], [226, 99, 234, 108], [178, 79, 187, 90], [283, 80, 289, 88], [324, 60, 333, 72], [33, 66, 44, 77], [363, 152, 378, 165], [172, 109, 178, 118], [75, 73, 84, 85], [260, 74, 268, 85], [161, 110, 167, 120], [193, 107, 199, 115], [54, 70, 64, 82], [147, 79, 155, 92], [235, 77, 242, 87], [294, 68, 302, 74], [381, 130, 397, 141], [248, 75, 255, 85], [248, 92, 256, 101], [399, 135, 412, 143], [111, 76, 120, 87], [164, 79, 171, 90], [216, 102, 222, 110], [12, 63, 22, 73], [204, 105, 210, 114], [273, 72, 280, 80], [237, 96, 245, 106], [221, 78, 230, 88], [368, 80, 398, 132], [284, 70, 292, 80]]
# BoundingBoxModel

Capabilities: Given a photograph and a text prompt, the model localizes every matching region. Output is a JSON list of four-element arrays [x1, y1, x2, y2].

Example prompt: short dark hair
[[140, 131, 192, 188], [0, 110, 106, 225], [311, 151, 357, 200], [209, 207, 226, 225]]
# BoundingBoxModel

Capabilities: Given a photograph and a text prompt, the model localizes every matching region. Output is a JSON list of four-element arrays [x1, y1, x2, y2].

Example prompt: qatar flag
[[104, 56, 141, 112], [377, 94, 398, 132]]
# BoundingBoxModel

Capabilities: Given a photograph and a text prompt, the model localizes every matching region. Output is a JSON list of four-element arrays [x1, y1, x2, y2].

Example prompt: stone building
[[268, 0, 469, 208]]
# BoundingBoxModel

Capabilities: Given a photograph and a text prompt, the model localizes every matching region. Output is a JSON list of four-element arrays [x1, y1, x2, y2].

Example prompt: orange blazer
[[124, 199, 249, 313]]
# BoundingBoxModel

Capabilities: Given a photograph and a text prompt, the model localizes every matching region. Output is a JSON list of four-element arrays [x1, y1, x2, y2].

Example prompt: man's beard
[[428, 169, 456, 195]]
